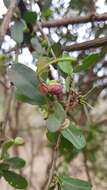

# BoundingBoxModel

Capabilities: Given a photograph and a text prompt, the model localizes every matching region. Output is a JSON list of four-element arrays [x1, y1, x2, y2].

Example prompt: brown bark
[[63, 37, 107, 51], [0, 0, 17, 46], [36, 13, 107, 28]]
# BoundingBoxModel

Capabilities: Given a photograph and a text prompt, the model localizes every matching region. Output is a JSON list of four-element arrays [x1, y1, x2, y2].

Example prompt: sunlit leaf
[[58, 56, 75, 75]]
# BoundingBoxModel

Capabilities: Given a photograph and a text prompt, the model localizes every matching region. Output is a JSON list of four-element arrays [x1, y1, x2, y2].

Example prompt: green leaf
[[47, 131, 58, 144], [15, 92, 39, 105], [42, 8, 53, 19], [31, 37, 45, 54], [51, 42, 62, 57], [54, 102, 66, 120], [0, 54, 9, 76], [23, 11, 37, 24], [61, 123, 86, 149], [6, 157, 25, 169], [8, 63, 45, 105], [37, 56, 49, 77], [58, 59, 73, 75], [1, 139, 14, 158], [0, 163, 9, 171], [0, 54, 8, 62], [74, 53, 100, 72], [59, 176, 92, 190], [2, 170, 28, 189], [10, 21, 25, 43], [47, 114, 61, 132], [60, 136, 80, 162], [47, 102, 66, 132], [65, 76, 71, 92], [0, 63, 6, 76], [3, 0, 10, 8]]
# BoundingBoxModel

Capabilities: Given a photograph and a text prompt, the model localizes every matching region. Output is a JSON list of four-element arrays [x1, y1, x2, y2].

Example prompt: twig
[[95, 119, 107, 126], [83, 151, 92, 185], [27, 124, 36, 188], [2, 86, 14, 135], [83, 103, 91, 125], [34, 13, 107, 28], [44, 134, 61, 190], [37, 22, 56, 59], [37, 22, 60, 190], [82, 100, 92, 185], [36, 21, 107, 52], [44, 84, 73, 190], [12, 102, 21, 156], [63, 36, 107, 51], [0, 0, 17, 46]]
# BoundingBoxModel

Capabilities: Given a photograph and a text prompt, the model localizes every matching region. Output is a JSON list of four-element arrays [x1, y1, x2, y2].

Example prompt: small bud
[[14, 137, 25, 145]]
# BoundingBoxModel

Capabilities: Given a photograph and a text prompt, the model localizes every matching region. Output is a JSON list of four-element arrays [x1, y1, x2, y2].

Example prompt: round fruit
[[48, 83, 63, 95]]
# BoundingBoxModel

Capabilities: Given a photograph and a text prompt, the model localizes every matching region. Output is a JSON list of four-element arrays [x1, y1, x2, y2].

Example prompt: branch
[[44, 84, 74, 190], [62, 36, 107, 51], [0, 0, 17, 46], [37, 13, 107, 28], [34, 14, 107, 52], [44, 134, 61, 190], [83, 151, 92, 185], [2, 86, 14, 135], [95, 119, 107, 126]]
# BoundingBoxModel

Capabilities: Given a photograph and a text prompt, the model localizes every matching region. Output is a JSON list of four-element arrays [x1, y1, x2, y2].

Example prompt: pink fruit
[[38, 82, 63, 95], [48, 83, 63, 95]]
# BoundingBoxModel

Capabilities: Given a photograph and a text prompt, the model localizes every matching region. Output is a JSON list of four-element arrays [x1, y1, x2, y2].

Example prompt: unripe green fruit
[[14, 137, 25, 145]]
